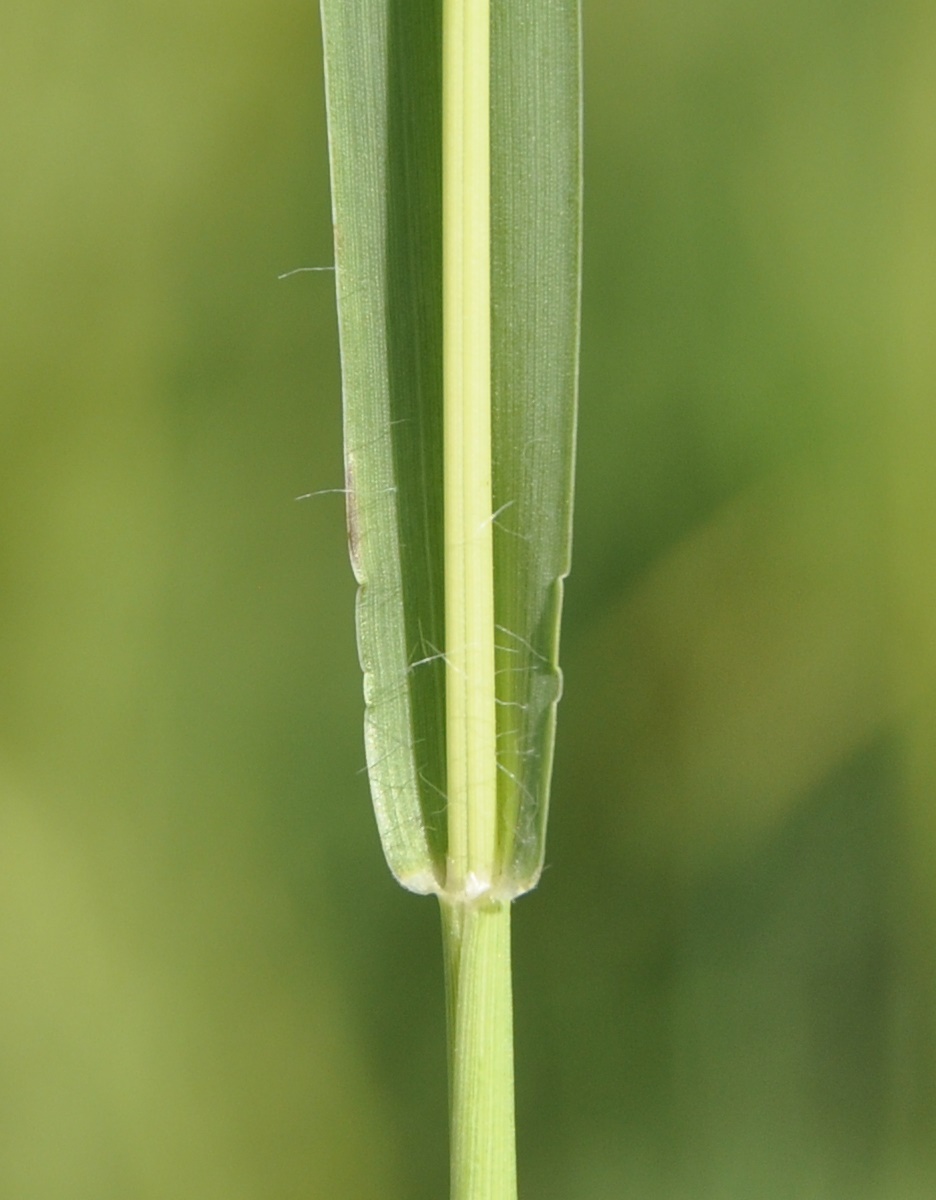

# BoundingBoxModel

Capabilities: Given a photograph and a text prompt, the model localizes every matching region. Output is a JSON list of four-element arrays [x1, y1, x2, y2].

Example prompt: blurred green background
[[2, 1, 935, 1196]]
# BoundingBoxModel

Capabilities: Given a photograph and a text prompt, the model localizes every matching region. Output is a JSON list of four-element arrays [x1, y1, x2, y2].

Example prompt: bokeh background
[[3, 1, 936, 1196]]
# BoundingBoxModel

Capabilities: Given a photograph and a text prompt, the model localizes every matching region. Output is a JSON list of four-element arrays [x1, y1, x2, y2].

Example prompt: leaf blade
[[322, 0, 447, 891], [320, 0, 581, 898], [490, 0, 582, 889]]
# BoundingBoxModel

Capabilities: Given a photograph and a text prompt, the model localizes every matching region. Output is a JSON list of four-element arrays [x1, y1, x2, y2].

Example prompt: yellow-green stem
[[441, 899, 517, 1200], [443, 0, 497, 898]]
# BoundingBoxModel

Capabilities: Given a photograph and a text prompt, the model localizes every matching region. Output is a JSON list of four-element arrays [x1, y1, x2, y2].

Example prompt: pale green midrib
[[443, 0, 498, 898]]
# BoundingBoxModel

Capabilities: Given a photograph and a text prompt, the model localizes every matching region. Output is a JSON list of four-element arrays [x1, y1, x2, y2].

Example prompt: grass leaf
[[320, 0, 580, 899]]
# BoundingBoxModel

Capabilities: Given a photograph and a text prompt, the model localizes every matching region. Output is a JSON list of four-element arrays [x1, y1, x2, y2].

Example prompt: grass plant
[[319, 2, 581, 1195]]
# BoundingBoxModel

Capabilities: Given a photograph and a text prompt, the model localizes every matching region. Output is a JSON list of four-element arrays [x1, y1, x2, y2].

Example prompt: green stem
[[441, 899, 517, 1200]]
